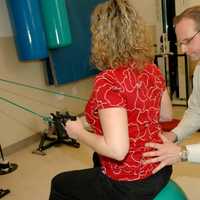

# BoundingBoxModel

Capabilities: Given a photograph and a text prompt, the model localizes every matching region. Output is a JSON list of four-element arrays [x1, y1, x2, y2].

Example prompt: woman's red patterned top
[[85, 63, 166, 181]]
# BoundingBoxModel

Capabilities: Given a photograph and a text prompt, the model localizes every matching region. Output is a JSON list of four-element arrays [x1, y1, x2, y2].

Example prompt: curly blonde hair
[[90, 0, 153, 70]]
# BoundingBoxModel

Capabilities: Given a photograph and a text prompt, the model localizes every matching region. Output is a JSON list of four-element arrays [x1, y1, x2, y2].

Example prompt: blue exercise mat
[[6, 0, 48, 61], [48, 0, 105, 85]]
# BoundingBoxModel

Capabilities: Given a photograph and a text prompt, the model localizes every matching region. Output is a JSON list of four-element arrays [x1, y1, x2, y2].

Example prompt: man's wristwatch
[[179, 145, 188, 161]]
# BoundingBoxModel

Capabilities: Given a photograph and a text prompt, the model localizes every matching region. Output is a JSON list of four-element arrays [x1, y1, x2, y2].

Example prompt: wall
[[3, 0, 199, 150], [130, 0, 158, 48], [0, 0, 93, 150], [0, 0, 12, 37], [176, 0, 200, 14], [0, 36, 93, 150], [130, 0, 157, 25]]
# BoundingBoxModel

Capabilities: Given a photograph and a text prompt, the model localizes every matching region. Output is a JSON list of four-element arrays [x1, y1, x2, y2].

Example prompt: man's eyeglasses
[[177, 30, 200, 47]]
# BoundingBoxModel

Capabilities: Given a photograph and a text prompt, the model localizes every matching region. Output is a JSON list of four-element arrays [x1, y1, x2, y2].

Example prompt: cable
[[0, 78, 88, 102], [0, 96, 51, 123]]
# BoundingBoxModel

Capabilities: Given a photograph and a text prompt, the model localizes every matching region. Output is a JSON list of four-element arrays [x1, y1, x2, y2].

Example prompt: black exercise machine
[[154, 53, 189, 107], [0, 189, 10, 199], [0, 144, 18, 199], [32, 111, 80, 155]]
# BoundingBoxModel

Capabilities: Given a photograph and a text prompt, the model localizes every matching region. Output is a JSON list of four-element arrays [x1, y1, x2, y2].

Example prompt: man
[[143, 5, 200, 174]]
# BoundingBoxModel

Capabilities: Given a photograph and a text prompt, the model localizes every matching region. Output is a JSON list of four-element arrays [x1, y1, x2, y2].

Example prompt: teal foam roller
[[154, 180, 188, 200], [40, 0, 72, 48]]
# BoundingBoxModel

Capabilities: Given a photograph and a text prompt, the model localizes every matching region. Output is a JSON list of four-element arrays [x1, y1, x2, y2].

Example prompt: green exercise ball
[[154, 180, 187, 200]]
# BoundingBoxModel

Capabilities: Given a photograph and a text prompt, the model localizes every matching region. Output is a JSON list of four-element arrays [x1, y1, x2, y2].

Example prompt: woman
[[49, 1, 172, 199]]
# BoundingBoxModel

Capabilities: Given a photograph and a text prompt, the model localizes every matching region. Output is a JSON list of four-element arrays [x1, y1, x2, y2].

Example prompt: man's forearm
[[186, 144, 200, 163]]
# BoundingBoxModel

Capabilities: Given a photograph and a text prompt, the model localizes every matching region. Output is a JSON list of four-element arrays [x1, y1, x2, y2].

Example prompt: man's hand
[[143, 134, 181, 174], [163, 131, 177, 142]]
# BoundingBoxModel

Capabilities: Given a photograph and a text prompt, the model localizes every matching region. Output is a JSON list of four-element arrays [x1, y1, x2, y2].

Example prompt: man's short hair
[[173, 6, 200, 30]]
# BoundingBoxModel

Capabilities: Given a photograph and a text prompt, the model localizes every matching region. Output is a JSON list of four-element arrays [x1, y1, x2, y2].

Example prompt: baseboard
[[3, 133, 41, 156]]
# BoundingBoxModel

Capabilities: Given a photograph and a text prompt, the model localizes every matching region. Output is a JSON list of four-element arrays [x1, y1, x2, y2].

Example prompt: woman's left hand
[[65, 117, 84, 139]]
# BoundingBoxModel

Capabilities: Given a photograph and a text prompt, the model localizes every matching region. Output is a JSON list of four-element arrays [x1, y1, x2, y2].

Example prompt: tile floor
[[1, 106, 200, 200], [1, 142, 94, 200]]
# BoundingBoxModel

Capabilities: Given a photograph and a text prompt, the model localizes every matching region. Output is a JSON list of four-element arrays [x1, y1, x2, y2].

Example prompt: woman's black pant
[[49, 165, 172, 200]]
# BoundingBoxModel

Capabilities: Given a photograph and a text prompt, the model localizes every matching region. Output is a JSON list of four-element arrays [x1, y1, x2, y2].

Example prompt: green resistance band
[[0, 78, 88, 102], [0, 78, 88, 123], [0, 96, 51, 123]]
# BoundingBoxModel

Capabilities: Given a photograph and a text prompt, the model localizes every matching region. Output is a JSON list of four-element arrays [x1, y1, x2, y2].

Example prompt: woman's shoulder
[[95, 67, 126, 80], [143, 63, 164, 76], [93, 67, 129, 91], [144, 63, 159, 71]]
